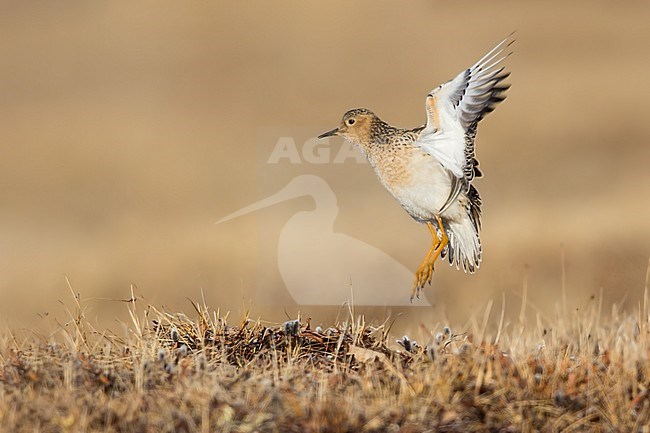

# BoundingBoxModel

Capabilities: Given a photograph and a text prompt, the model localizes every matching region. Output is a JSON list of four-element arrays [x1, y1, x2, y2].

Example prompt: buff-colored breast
[[363, 141, 459, 222]]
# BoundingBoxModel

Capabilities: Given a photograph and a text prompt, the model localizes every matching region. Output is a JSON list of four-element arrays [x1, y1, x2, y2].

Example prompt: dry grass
[[0, 288, 649, 433]]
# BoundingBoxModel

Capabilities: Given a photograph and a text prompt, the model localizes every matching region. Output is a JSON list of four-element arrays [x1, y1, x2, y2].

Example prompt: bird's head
[[318, 108, 380, 146]]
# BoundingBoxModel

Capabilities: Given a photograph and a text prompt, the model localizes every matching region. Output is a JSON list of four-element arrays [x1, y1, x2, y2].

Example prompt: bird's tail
[[441, 185, 482, 273]]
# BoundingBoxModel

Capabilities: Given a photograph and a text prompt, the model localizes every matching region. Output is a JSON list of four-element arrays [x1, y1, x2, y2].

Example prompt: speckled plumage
[[319, 36, 512, 299]]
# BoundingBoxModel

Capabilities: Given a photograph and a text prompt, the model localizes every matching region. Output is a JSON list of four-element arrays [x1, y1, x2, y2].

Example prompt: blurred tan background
[[1, 1, 649, 334]]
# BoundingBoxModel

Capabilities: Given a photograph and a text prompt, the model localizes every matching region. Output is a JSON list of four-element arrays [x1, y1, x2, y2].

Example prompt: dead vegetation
[[0, 290, 649, 433]]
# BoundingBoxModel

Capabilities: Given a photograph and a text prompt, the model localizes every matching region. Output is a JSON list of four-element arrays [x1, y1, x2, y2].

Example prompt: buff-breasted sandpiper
[[318, 36, 512, 300]]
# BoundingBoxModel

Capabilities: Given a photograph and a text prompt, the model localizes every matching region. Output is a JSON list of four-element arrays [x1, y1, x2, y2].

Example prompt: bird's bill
[[317, 128, 339, 139]]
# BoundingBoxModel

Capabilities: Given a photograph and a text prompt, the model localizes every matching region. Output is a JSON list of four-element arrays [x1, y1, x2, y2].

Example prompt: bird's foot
[[410, 285, 420, 303], [411, 263, 434, 302], [425, 262, 435, 285]]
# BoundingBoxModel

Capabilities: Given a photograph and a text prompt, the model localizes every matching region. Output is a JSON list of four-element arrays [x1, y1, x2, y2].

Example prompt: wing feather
[[416, 36, 513, 183]]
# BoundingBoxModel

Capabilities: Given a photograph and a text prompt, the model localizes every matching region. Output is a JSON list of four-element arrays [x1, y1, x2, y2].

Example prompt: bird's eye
[[347, 119, 356, 125]]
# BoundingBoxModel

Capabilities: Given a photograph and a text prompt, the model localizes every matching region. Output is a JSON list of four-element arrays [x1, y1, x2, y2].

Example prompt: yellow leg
[[426, 215, 449, 279], [419, 222, 441, 285], [411, 216, 449, 301], [411, 221, 440, 301]]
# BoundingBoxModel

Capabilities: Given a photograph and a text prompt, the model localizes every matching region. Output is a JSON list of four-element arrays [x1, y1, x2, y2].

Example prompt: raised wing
[[416, 36, 512, 185]]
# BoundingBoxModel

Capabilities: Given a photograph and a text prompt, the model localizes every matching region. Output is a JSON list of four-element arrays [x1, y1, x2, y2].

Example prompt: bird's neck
[[351, 123, 402, 170], [370, 120, 399, 143]]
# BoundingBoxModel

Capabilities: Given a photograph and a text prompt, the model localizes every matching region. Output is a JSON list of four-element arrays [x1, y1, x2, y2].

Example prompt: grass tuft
[[0, 291, 649, 432]]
